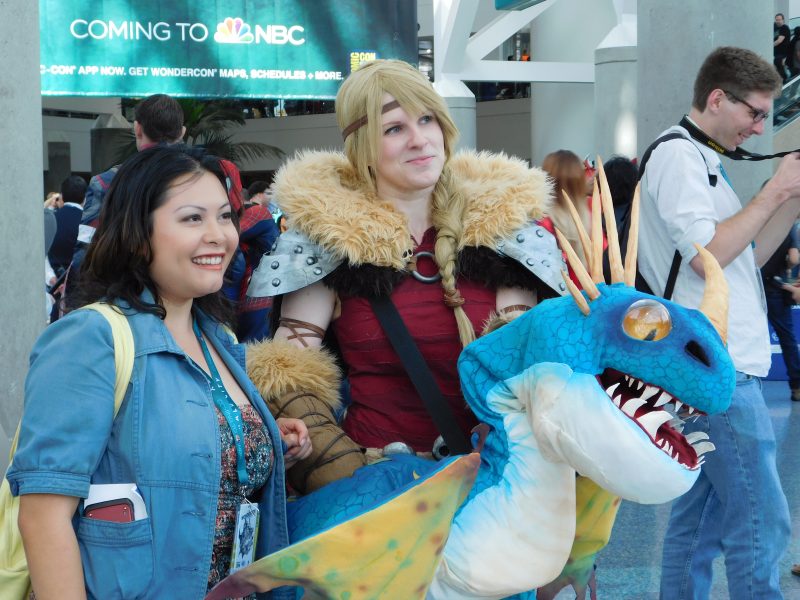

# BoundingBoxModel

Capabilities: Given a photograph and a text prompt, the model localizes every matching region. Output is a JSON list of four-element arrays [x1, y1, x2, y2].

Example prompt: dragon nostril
[[685, 340, 711, 367]]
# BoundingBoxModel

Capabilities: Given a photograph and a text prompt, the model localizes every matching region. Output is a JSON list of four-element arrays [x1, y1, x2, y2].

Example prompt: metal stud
[[535, 228, 544, 238], [271, 261, 279, 269], [516, 234, 525, 243], [271, 242, 278, 251], [526, 258, 535, 266], [313, 268, 322, 275], [294, 245, 303, 254], [559, 282, 566, 291], [542, 259, 551, 268], [271, 278, 281, 287], [306, 256, 317, 265]]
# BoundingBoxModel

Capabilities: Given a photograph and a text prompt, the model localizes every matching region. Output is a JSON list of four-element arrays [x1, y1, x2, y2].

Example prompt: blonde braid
[[431, 167, 475, 348]]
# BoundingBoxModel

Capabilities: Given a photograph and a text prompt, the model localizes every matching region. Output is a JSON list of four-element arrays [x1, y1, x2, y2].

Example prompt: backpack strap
[[82, 302, 135, 419], [636, 130, 718, 299], [7, 303, 134, 462]]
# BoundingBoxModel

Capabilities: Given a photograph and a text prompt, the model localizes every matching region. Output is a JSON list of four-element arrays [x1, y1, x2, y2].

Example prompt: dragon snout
[[684, 340, 711, 368]]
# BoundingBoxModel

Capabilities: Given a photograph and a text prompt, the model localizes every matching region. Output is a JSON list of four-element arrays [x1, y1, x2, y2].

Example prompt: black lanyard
[[679, 115, 799, 161]]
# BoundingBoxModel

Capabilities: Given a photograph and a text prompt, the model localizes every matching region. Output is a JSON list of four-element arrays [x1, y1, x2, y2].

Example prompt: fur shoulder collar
[[272, 149, 552, 269]]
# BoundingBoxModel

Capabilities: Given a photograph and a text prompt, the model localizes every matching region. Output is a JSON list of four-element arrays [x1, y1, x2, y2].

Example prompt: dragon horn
[[590, 177, 603, 283], [562, 189, 591, 268], [624, 184, 641, 287], [695, 243, 728, 344], [596, 156, 624, 284], [554, 227, 600, 300]]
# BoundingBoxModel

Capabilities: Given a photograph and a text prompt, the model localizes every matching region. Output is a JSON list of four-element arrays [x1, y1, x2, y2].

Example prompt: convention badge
[[230, 500, 260, 572]]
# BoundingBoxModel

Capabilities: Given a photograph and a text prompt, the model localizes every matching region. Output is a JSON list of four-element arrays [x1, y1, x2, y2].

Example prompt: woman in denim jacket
[[7, 146, 309, 599]]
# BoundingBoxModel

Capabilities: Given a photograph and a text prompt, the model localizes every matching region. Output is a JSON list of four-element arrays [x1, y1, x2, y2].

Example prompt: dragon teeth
[[638, 410, 672, 439], [674, 399, 683, 413], [640, 385, 659, 402], [621, 398, 646, 418], [692, 441, 715, 456], [684, 431, 710, 444], [613, 395, 621, 407], [654, 392, 672, 407], [637, 380, 644, 390], [606, 382, 620, 397]]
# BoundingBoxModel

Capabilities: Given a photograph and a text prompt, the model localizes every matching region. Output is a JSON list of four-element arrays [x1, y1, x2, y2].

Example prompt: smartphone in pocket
[[84, 499, 135, 523]]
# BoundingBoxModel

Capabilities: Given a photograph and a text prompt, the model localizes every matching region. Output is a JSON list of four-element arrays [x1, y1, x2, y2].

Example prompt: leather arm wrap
[[246, 339, 367, 493]]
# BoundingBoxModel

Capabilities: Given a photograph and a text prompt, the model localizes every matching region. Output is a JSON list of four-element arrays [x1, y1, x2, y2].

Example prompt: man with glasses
[[638, 46, 800, 599]]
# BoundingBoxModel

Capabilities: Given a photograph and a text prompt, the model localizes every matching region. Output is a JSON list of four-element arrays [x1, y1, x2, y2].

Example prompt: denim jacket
[[8, 294, 293, 599]]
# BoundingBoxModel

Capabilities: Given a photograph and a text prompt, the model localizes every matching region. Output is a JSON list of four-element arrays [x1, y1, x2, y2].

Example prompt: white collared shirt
[[638, 125, 770, 376]]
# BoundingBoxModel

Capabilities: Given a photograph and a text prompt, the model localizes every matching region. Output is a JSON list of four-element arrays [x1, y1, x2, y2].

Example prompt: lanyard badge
[[231, 500, 260, 571]]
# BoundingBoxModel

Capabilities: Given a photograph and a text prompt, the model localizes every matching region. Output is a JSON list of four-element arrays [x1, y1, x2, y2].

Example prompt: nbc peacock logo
[[214, 17, 254, 44]]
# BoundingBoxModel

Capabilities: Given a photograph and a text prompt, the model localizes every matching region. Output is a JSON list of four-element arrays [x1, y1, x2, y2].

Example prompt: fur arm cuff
[[246, 338, 341, 412], [481, 306, 529, 336]]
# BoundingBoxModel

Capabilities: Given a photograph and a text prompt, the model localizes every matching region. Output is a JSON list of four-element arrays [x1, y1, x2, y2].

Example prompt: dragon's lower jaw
[[597, 368, 714, 470]]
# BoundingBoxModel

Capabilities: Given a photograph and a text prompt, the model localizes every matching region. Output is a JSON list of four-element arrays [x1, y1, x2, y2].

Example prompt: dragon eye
[[622, 299, 672, 341]]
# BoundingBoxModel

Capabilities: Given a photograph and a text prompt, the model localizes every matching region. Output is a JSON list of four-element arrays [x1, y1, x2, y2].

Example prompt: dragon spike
[[553, 227, 600, 300], [695, 243, 729, 344], [590, 178, 603, 283], [562, 271, 590, 315], [561, 189, 591, 268], [623, 183, 641, 287], [596, 156, 625, 284]]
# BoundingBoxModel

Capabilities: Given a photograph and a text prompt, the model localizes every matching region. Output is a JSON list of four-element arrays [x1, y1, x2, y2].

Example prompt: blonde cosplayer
[[338, 60, 476, 347]]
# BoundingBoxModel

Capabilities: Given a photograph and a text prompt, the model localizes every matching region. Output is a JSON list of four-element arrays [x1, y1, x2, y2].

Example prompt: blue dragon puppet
[[206, 166, 735, 600]]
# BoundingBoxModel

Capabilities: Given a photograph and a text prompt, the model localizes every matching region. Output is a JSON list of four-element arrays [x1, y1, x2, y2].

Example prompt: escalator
[[773, 75, 800, 131]]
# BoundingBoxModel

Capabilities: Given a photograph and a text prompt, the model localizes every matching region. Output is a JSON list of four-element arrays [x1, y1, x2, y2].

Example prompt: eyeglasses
[[723, 90, 770, 123]]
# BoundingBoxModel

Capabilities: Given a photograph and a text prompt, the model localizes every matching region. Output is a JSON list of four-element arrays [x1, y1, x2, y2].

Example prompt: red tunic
[[333, 228, 492, 451]]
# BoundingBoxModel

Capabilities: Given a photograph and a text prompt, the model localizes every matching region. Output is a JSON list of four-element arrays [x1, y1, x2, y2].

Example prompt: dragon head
[[459, 161, 735, 504]]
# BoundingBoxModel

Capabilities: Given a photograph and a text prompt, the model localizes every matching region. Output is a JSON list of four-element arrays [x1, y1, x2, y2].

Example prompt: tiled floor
[[584, 380, 800, 599]]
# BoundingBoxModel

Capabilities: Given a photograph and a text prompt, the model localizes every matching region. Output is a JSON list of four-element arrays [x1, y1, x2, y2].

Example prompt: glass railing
[[774, 74, 800, 130]]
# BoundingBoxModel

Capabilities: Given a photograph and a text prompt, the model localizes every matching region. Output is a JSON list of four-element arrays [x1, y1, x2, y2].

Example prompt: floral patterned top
[[207, 403, 274, 592]]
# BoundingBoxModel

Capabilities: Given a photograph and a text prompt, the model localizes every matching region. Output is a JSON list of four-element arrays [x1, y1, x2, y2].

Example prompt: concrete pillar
[[434, 79, 477, 151], [594, 4, 637, 161], [0, 0, 44, 466], [594, 45, 637, 161], [529, 0, 617, 165], [638, 1, 774, 205]]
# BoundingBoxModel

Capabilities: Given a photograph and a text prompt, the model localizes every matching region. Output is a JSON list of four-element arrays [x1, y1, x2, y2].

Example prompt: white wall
[[42, 115, 96, 172]]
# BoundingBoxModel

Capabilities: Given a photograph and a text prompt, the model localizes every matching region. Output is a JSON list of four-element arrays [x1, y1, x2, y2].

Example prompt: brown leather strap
[[499, 304, 532, 314], [341, 100, 401, 140], [278, 317, 326, 348]]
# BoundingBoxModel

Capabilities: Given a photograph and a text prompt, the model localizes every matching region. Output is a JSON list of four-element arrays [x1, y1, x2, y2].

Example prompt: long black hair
[[75, 144, 238, 324]]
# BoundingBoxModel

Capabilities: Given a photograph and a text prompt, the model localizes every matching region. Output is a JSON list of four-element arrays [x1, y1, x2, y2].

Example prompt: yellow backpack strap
[[82, 302, 135, 419]]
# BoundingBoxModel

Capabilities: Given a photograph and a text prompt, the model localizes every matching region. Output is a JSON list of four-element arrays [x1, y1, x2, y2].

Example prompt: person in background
[[761, 222, 800, 402], [47, 176, 87, 278], [602, 155, 638, 232], [638, 46, 800, 599], [81, 94, 186, 227], [775, 13, 791, 82], [787, 26, 800, 78], [541, 150, 591, 265], [8, 145, 308, 598]]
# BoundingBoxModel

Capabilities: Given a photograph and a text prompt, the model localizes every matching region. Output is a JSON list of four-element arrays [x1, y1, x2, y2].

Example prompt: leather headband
[[341, 100, 401, 141]]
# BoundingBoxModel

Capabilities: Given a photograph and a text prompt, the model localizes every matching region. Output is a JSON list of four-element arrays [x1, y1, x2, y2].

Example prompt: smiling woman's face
[[148, 170, 238, 306], [375, 94, 445, 199]]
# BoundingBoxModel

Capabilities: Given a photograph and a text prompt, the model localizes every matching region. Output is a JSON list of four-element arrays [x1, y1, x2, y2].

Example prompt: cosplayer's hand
[[277, 417, 312, 468]]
